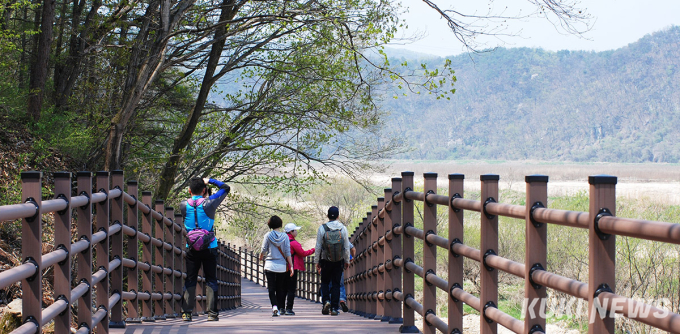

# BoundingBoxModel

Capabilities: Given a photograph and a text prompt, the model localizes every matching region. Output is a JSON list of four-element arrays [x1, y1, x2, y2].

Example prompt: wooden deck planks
[[111, 277, 405, 333]]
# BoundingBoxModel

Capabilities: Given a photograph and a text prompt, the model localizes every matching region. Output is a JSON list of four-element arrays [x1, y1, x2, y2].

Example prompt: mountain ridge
[[382, 26, 680, 163]]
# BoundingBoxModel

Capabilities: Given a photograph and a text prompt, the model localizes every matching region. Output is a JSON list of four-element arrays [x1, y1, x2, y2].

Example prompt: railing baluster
[[400, 171, 418, 333], [76, 172, 93, 331], [110, 171, 125, 328], [354, 224, 361, 314], [359, 218, 367, 316], [164, 206, 175, 318], [389, 177, 403, 325], [126, 180, 141, 323], [369, 205, 377, 319], [422, 172, 438, 334], [588, 175, 617, 333], [174, 212, 183, 317], [20, 172, 42, 332], [524, 175, 548, 333], [382, 189, 393, 322], [376, 197, 387, 322], [141, 191, 154, 322], [480, 174, 499, 334], [196, 268, 205, 316], [54, 172, 72, 334], [448, 174, 465, 333], [95, 171, 111, 333], [153, 200, 166, 320]]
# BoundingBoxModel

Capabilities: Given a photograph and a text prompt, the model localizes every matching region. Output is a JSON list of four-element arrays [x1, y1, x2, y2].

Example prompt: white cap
[[284, 223, 302, 233]]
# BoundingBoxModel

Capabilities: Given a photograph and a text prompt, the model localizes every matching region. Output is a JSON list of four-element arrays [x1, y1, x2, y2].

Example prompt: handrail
[[0, 203, 37, 222], [344, 172, 680, 334], [0, 263, 37, 290], [0, 170, 241, 334]]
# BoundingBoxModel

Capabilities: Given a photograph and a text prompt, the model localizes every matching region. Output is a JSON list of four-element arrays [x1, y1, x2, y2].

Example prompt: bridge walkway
[[111, 277, 404, 334]]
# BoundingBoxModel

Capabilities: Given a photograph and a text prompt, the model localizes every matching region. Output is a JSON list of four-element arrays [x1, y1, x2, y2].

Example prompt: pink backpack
[[186, 198, 215, 251]]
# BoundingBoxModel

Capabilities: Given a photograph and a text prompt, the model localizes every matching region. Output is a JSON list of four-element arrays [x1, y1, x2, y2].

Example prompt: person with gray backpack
[[314, 206, 351, 316]]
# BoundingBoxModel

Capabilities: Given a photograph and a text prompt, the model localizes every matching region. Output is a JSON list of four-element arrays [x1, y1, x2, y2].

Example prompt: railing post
[[359, 218, 367, 316], [370, 205, 378, 319], [174, 212, 184, 317], [364, 212, 373, 319], [153, 200, 166, 320], [253, 250, 259, 286], [376, 197, 387, 322], [524, 175, 548, 333], [77, 171, 93, 331], [95, 171, 110, 333], [110, 170, 125, 328], [54, 172, 72, 334], [141, 191, 154, 322], [400, 171, 418, 333], [480, 174, 499, 334], [448, 174, 465, 333], [248, 250, 252, 283], [588, 175, 617, 334], [21, 172, 42, 332], [164, 206, 175, 318], [222, 243, 227, 310], [238, 246, 243, 278], [350, 226, 359, 314], [196, 268, 205, 316], [422, 172, 438, 334], [218, 241, 223, 311], [225, 243, 231, 310], [382, 189, 393, 322], [389, 177, 403, 325], [126, 180, 141, 323], [315, 255, 321, 303], [237, 246, 242, 307]]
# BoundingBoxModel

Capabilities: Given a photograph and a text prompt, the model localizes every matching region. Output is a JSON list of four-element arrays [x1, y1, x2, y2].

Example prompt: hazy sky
[[392, 0, 680, 57]]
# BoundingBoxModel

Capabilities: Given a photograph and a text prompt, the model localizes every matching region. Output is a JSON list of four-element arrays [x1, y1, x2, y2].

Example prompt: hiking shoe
[[285, 309, 295, 316], [207, 314, 218, 321], [340, 301, 348, 312], [272, 309, 279, 317], [330, 309, 339, 316], [322, 301, 331, 315], [182, 313, 192, 322]]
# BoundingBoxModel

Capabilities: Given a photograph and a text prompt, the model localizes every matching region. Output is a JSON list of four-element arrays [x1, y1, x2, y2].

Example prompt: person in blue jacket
[[179, 177, 230, 322]]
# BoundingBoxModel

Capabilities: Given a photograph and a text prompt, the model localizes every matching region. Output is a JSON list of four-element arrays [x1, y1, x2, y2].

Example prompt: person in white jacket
[[314, 206, 351, 316], [259, 215, 294, 317]]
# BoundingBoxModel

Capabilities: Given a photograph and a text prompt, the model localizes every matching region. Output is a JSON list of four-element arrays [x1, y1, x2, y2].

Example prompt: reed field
[[375, 161, 680, 333], [223, 160, 680, 333]]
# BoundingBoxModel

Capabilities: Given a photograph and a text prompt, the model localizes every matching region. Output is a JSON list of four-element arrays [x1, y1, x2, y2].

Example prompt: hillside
[[382, 26, 680, 162]]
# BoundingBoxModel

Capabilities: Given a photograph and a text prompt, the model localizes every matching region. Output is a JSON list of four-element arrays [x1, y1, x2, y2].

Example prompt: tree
[[420, 0, 592, 52], [26, 0, 55, 121], [144, 0, 455, 200]]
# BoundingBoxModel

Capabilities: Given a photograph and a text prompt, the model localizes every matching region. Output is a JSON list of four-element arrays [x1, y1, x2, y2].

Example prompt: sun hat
[[284, 223, 302, 233]]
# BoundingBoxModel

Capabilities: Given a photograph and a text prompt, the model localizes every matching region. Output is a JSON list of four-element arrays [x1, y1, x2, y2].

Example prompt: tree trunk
[[27, 0, 56, 122], [54, 0, 99, 111], [155, 0, 239, 200]]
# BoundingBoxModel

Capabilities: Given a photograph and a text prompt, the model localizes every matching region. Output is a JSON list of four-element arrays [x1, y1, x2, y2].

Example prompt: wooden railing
[[344, 172, 680, 334], [0, 171, 241, 334], [240, 249, 322, 303]]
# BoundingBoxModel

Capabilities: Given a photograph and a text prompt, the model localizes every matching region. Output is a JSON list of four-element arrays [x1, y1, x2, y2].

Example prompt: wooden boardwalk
[[111, 277, 405, 334]]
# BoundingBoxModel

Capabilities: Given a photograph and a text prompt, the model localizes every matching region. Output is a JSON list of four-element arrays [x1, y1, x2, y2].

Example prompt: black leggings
[[265, 270, 288, 309], [285, 270, 298, 310]]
